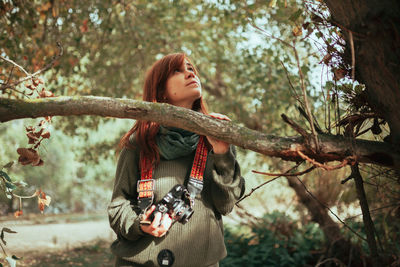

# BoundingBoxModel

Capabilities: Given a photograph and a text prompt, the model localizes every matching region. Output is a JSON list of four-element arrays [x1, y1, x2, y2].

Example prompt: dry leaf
[[292, 25, 302, 37], [14, 210, 23, 218], [38, 191, 51, 213], [41, 131, 50, 138]]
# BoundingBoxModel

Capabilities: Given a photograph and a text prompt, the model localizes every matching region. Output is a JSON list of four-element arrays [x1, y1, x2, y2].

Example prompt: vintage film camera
[[150, 184, 194, 224]]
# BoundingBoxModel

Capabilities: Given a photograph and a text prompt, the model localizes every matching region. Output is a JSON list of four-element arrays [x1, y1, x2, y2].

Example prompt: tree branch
[[1, 96, 400, 168]]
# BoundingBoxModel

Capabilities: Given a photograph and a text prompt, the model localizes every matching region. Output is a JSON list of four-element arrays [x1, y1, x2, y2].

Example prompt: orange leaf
[[41, 131, 50, 139], [292, 26, 302, 37], [17, 148, 42, 166], [14, 210, 23, 218], [38, 191, 51, 213], [334, 68, 347, 80]]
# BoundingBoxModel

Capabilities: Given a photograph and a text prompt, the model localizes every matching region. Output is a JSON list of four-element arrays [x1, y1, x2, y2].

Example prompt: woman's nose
[[185, 70, 194, 79]]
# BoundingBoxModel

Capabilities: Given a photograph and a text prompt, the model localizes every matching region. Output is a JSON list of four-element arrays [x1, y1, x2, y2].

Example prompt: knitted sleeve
[[208, 145, 245, 215], [107, 147, 145, 241]]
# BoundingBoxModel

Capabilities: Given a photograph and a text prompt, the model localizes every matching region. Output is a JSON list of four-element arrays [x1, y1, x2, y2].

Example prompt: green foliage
[[221, 211, 324, 267]]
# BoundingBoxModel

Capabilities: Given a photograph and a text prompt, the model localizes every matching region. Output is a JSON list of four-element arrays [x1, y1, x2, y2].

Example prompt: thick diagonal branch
[[1, 96, 400, 168]]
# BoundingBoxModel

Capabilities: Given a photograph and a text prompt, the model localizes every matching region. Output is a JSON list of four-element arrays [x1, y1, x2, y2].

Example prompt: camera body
[[151, 184, 194, 224]]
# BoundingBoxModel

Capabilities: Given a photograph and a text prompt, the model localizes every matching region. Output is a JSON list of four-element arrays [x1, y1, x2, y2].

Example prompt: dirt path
[[2, 219, 116, 255]]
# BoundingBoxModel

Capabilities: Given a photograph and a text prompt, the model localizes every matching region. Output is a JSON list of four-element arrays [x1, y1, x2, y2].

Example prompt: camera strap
[[137, 135, 208, 212]]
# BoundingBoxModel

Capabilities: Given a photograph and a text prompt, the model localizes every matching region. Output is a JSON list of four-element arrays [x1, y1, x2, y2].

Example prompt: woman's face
[[164, 59, 202, 109]]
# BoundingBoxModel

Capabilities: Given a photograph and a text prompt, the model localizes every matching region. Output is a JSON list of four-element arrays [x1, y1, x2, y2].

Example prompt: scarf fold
[[156, 126, 199, 160]]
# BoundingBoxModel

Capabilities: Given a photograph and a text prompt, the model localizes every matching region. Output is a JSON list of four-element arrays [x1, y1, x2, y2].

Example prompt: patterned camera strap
[[137, 136, 208, 212]]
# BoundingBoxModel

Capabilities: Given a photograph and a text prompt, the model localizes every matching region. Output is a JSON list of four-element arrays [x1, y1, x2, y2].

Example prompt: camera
[[150, 184, 194, 224]]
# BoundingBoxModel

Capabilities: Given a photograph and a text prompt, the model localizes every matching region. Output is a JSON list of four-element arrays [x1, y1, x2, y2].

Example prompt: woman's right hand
[[140, 205, 173, 237]]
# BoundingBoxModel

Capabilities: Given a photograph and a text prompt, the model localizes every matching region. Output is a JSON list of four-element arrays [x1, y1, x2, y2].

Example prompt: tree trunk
[[286, 176, 365, 266], [324, 0, 400, 145]]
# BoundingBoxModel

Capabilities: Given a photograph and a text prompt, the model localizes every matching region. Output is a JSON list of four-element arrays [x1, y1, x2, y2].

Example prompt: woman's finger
[[150, 212, 162, 229], [209, 113, 231, 121], [160, 214, 172, 230], [141, 205, 155, 221]]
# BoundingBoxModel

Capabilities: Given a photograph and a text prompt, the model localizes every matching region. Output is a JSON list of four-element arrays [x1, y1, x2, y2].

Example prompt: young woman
[[108, 53, 245, 267]]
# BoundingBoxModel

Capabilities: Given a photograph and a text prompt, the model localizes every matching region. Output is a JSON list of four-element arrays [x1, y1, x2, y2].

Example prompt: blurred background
[[1, 0, 399, 266]]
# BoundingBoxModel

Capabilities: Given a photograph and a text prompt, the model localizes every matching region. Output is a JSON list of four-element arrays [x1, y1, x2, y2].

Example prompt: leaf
[[5, 256, 16, 267], [269, 0, 277, 8], [5, 181, 16, 190], [3, 162, 13, 169], [26, 132, 38, 144], [12, 255, 22, 260], [333, 68, 347, 80], [1, 227, 17, 245], [0, 170, 12, 182], [289, 9, 302, 22], [292, 26, 302, 37], [319, 54, 332, 65], [41, 131, 50, 139], [38, 190, 51, 213], [16, 148, 42, 166], [14, 210, 23, 218]]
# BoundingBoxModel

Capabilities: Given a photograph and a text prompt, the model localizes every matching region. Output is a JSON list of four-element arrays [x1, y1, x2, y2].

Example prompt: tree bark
[[1, 96, 400, 169], [351, 164, 379, 266], [324, 0, 400, 145]]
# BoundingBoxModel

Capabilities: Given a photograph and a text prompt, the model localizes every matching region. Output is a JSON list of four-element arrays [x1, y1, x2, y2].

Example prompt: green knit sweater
[[108, 138, 245, 267]]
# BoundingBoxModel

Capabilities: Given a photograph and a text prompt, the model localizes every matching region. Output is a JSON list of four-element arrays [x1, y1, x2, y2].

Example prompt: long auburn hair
[[118, 53, 208, 164]]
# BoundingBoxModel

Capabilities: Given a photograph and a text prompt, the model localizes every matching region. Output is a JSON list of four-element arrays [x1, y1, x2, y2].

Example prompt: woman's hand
[[206, 113, 231, 154], [140, 205, 172, 237]]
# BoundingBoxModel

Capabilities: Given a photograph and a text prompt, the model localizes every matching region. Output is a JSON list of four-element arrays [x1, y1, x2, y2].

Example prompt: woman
[[108, 53, 245, 267]]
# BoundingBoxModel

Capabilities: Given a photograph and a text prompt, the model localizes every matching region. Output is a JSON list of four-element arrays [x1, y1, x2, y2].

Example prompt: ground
[[0, 213, 116, 266]]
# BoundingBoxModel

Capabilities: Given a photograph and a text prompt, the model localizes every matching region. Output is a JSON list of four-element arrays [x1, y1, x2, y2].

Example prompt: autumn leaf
[[3, 162, 13, 169], [26, 132, 38, 144], [292, 25, 302, 37], [269, 0, 277, 8], [320, 54, 332, 65], [37, 190, 51, 213], [33, 128, 44, 138], [80, 19, 89, 33], [333, 68, 347, 80], [25, 126, 35, 132], [38, 88, 54, 98], [14, 210, 23, 218], [41, 131, 50, 138], [16, 148, 43, 166]]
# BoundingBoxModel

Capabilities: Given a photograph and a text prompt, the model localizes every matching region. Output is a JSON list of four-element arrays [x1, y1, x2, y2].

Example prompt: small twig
[[0, 42, 63, 91], [297, 106, 323, 134], [0, 242, 7, 257], [0, 55, 30, 76], [349, 31, 355, 81], [296, 150, 352, 171], [344, 202, 400, 221], [236, 162, 303, 205], [280, 61, 302, 104], [292, 41, 320, 152], [252, 166, 315, 177], [281, 114, 309, 138]]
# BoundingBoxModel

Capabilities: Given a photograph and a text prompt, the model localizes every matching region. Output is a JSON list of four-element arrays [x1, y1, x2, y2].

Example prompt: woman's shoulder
[[120, 134, 141, 157]]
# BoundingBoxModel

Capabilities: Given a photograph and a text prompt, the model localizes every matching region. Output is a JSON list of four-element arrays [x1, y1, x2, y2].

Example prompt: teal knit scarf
[[156, 126, 199, 160]]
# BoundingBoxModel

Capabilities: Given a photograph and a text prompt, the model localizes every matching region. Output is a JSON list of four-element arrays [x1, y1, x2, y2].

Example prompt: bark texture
[[324, 0, 400, 145], [1, 96, 400, 169]]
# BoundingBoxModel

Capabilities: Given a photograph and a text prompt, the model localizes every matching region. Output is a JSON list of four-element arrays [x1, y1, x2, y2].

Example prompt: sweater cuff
[[209, 145, 235, 177], [125, 216, 146, 240]]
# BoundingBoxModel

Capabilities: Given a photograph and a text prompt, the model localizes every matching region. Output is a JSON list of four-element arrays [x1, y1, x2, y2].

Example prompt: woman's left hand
[[206, 113, 231, 154]]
